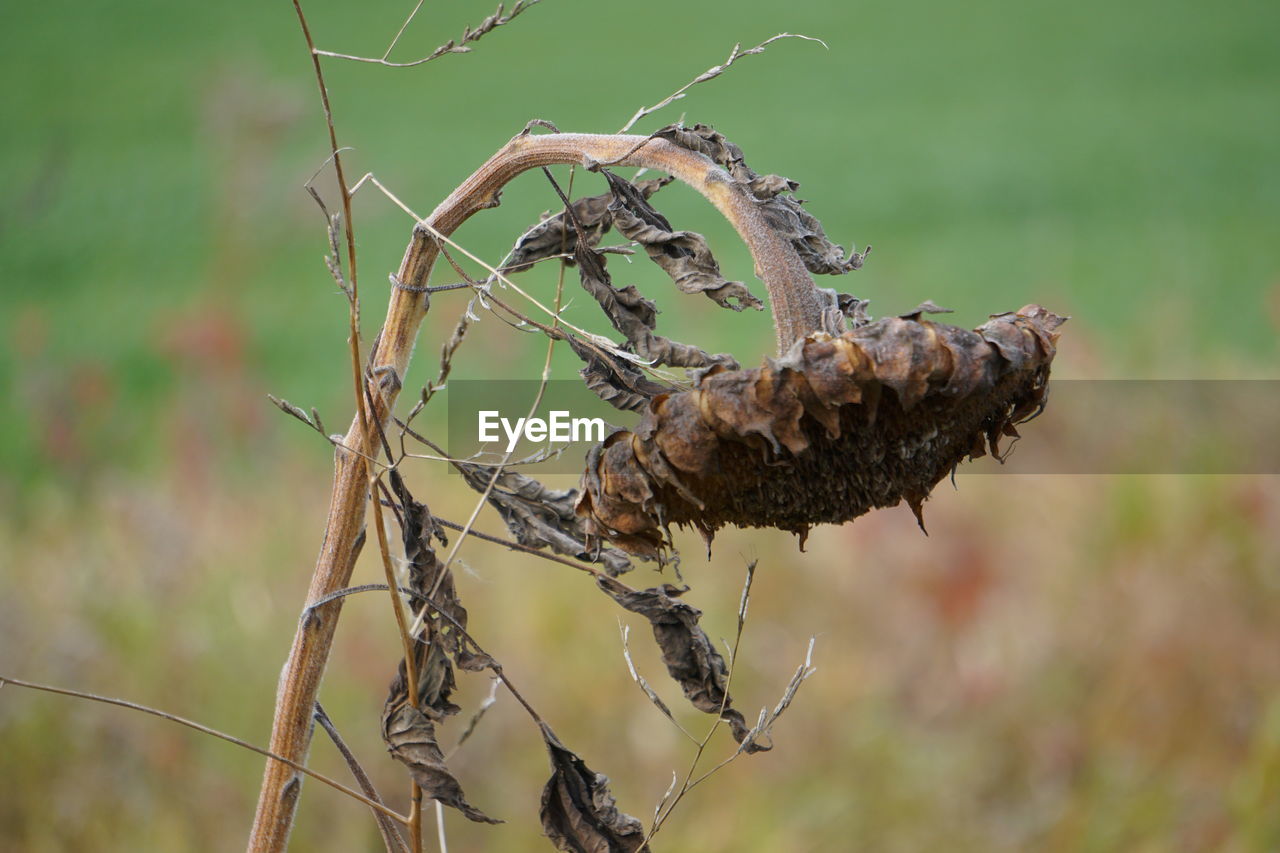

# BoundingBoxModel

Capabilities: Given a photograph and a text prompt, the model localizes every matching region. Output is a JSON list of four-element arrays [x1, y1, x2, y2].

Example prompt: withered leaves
[[382, 701, 501, 825], [571, 214, 738, 373], [597, 576, 766, 753], [603, 170, 763, 312], [454, 463, 636, 575], [505, 168, 743, 412], [505, 177, 672, 274], [577, 306, 1067, 555], [651, 123, 868, 276], [387, 470, 486, 674], [543, 170, 738, 415], [539, 723, 649, 853], [563, 332, 672, 413], [380, 471, 498, 822]]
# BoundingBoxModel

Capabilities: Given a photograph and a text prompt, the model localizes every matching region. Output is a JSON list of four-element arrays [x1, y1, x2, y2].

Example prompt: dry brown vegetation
[[4, 2, 1277, 853], [240, 4, 1074, 850]]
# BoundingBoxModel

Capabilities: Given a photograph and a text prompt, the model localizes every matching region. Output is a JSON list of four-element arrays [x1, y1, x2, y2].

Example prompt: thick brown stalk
[[248, 131, 825, 851]]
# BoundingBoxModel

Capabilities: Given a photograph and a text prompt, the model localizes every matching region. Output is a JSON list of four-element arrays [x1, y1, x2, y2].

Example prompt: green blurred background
[[1, 0, 1278, 850]]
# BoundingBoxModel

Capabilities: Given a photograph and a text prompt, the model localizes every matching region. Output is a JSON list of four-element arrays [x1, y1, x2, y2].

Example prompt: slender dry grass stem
[[314, 704, 410, 852], [0, 675, 406, 826]]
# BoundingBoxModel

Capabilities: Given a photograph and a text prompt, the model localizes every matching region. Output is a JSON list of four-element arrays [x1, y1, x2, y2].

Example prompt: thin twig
[[315, 703, 410, 853], [434, 801, 449, 853], [433, 515, 604, 577], [620, 624, 698, 743], [316, 496, 608, 589], [349, 172, 647, 371], [446, 678, 501, 760], [0, 675, 407, 825], [655, 637, 817, 835], [644, 560, 757, 843], [291, 0, 370, 441], [298, 579, 580, 733], [397, 586, 549, 727], [382, 0, 425, 61], [266, 391, 393, 469], [353, 168, 639, 360], [619, 34, 827, 133], [414, 218, 613, 344], [313, 0, 542, 68]]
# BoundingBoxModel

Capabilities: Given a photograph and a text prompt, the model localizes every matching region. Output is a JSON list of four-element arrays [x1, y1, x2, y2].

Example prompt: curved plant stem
[[248, 130, 824, 852]]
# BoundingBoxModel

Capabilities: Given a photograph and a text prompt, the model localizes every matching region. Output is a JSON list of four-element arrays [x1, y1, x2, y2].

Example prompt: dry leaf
[[382, 702, 501, 825], [563, 332, 673, 414], [455, 464, 637, 575], [604, 170, 763, 312], [505, 177, 672, 274], [597, 576, 765, 752], [651, 123, 868, 276], [380, 471, 496, 821], [571, 214, 738, 371], [539, 722, 649, 852]]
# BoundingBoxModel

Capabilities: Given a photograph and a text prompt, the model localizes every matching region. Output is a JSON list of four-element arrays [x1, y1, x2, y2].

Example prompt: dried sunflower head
[[577, 305, 1067, 556]]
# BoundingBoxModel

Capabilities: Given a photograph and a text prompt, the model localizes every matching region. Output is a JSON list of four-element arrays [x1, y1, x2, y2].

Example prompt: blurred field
[[1, 0, 1278, 850]]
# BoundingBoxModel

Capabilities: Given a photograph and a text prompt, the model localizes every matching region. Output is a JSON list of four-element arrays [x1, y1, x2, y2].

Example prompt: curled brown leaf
[[505, 176, 672, 274], [386, 470, 486, 674], [539, 722, 649, 852], [603, 169, 763, 312], [380, 471, 496, 821], [455, 464, 637, 575], [562, 332, 672, 414], [540, 170, 736, 414], [381, 702, 501, 825], [597, 576, 766, 753], [651, 123, 868, 276]]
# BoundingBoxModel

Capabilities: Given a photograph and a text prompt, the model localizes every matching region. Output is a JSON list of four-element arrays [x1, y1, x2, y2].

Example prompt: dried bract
[[577, 306, 1067, 555]]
